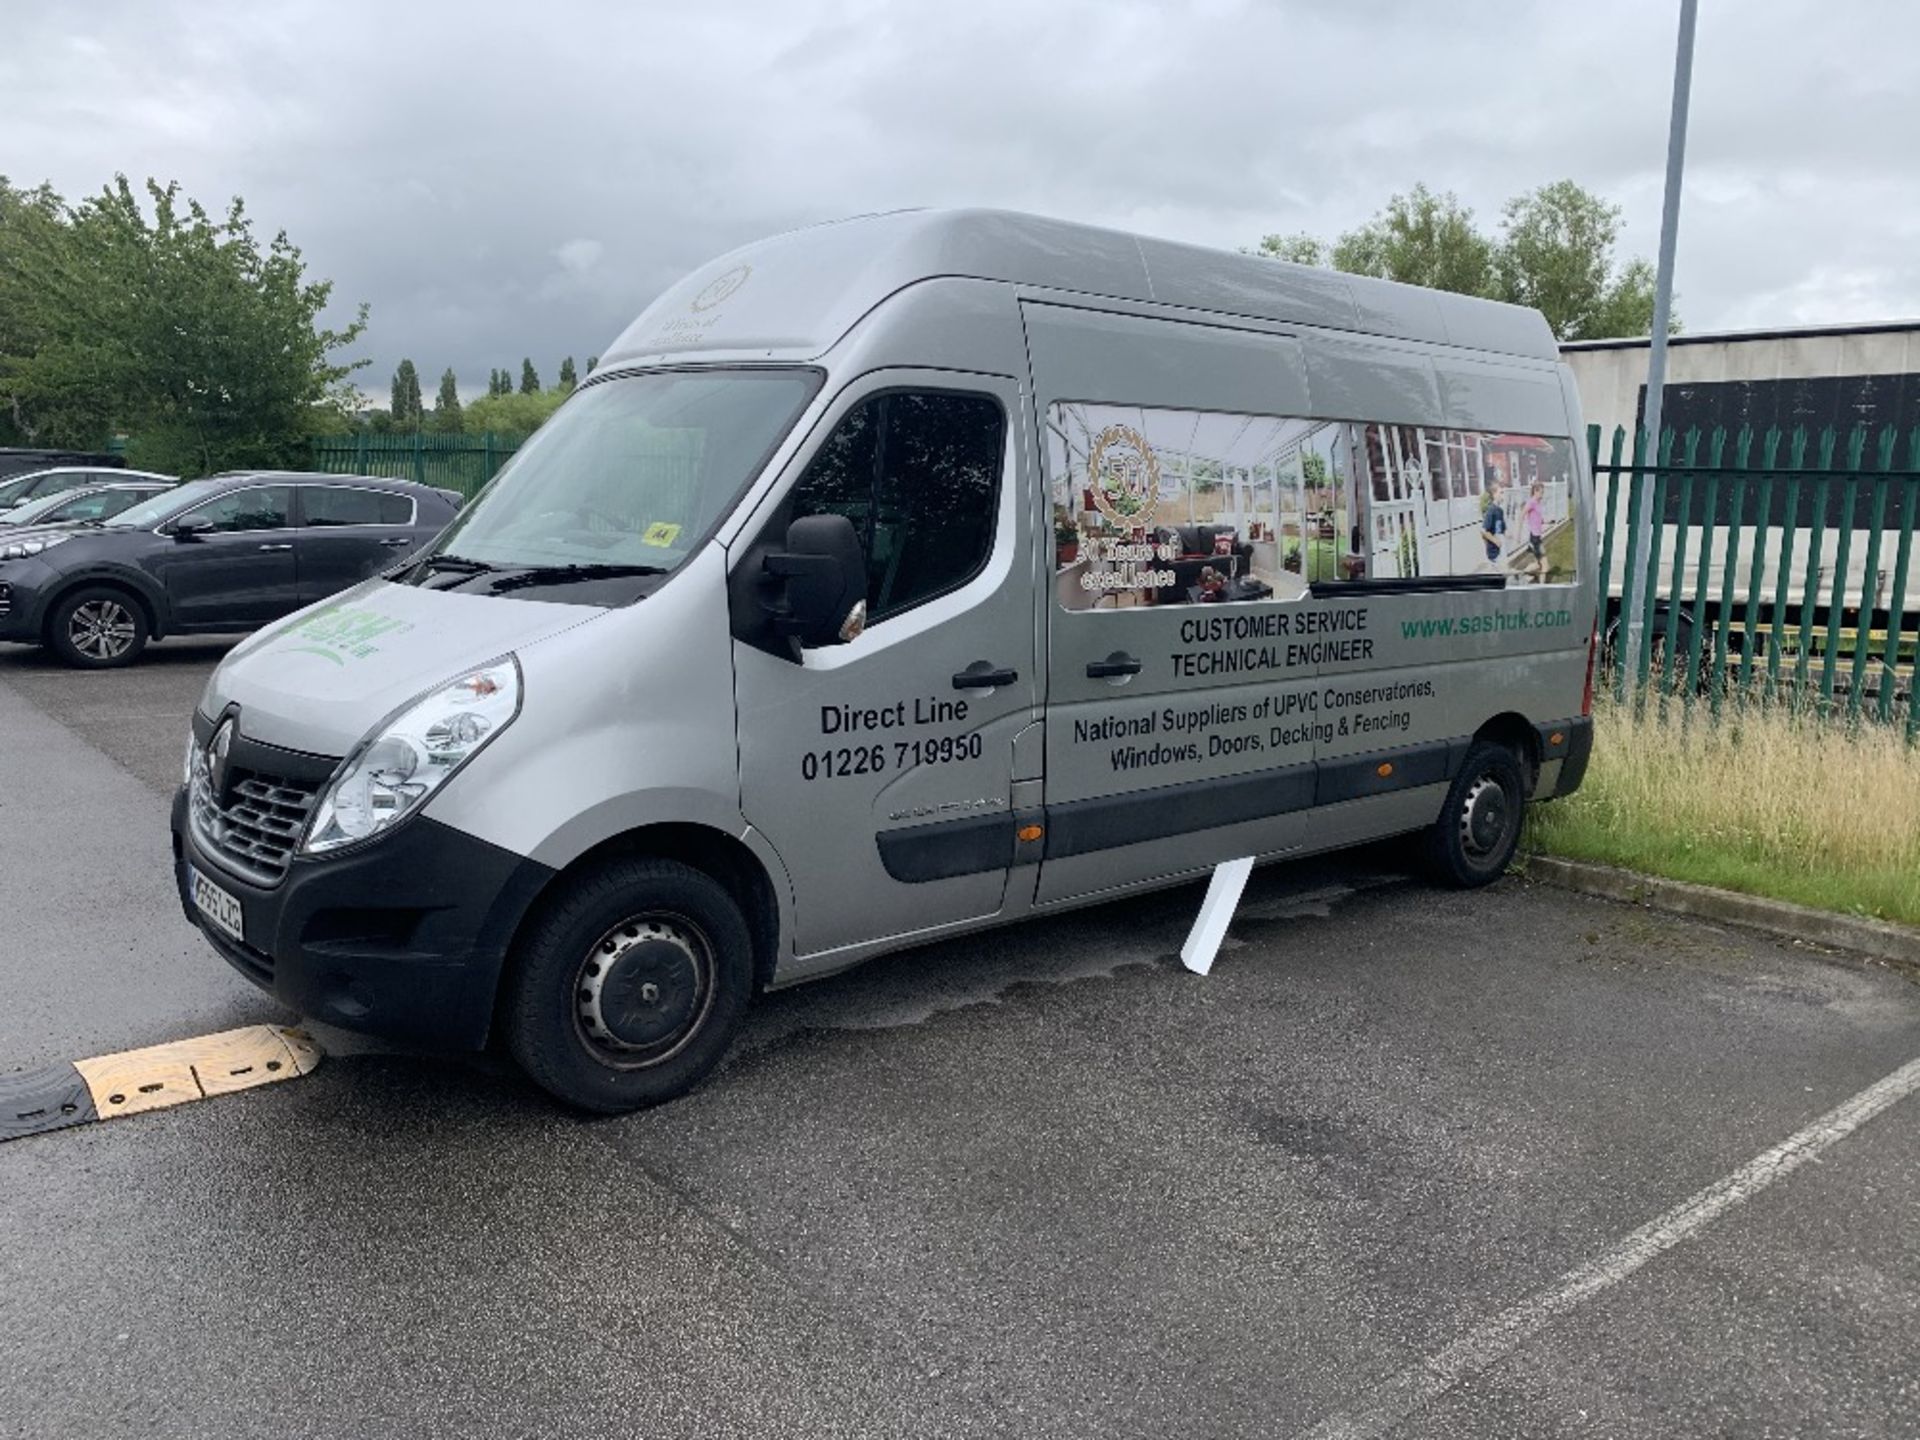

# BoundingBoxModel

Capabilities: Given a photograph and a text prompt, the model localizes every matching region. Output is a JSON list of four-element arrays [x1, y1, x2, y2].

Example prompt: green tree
[[431, 367, 463, 433], [1248, 233, 1327, 267], [519, 358, 539, 394], [390, 359, 423, 428], [1495, 181, 1663, 341], [1250, 180, 1667, 341], [586, 355, 598, 374], [465, 387, 567, 435], [1335, 185, 1495, 298], [558, 355, 577, 390], [0, 174, 367, 473]]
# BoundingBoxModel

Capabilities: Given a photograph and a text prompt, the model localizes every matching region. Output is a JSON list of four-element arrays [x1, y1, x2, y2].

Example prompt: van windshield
[[418, 368, 819, 596]]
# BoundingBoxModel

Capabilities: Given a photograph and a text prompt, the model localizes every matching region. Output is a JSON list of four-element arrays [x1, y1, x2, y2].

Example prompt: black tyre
[[1603, 614, 1707, 692], [503, 857, 753, 1114], [1423, 741, 1527, 888], [47, 585, 149, 668]]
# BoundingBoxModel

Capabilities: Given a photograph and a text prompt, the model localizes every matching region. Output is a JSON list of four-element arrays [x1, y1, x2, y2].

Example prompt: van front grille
[[191, 769, 324, 885]]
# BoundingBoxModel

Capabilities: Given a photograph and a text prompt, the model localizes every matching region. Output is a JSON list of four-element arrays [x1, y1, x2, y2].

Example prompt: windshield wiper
[[422, 554, 498, 574], [487, 562, 667, 592]]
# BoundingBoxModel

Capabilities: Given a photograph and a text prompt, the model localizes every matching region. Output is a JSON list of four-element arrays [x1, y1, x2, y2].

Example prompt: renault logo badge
[[207, 718, 236, 803]]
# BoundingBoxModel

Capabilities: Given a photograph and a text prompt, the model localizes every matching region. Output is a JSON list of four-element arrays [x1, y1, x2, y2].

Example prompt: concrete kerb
[[1521, 853, 1920, 971]]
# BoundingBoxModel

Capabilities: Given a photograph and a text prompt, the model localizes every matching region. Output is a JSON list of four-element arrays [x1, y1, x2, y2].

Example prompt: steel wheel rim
[[572, 910, 717, 1070], [1457, 771, 1513, 861], [68, 599, 135, 660]]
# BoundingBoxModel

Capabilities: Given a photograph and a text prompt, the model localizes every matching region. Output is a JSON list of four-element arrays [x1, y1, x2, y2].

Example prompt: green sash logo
[[279, 604, 415, 664]]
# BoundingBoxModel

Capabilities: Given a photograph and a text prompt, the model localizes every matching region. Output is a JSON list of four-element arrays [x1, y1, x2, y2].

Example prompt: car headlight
[[302, 657, 521, 855], [0, 533, 72, 561], [183, 728, 198, 787]]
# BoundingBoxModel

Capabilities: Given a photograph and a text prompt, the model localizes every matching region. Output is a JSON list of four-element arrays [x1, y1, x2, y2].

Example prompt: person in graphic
[[1481, 481, 1508, 572], [1524, 480, 1549, 583]]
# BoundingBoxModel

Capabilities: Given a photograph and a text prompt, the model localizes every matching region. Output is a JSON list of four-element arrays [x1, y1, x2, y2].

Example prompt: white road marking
[[1300, 1054, 1920, 1440]]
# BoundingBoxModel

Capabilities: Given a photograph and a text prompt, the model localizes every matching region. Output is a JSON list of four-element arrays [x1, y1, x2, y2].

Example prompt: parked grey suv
[[0, 471, 461, 667]]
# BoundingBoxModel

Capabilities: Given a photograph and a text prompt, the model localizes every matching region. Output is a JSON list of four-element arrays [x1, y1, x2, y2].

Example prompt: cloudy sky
[[6, 1, 1917, 399]]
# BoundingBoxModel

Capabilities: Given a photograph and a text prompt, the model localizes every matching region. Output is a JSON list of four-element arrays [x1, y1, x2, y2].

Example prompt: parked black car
[[0, 471, 461, 668]]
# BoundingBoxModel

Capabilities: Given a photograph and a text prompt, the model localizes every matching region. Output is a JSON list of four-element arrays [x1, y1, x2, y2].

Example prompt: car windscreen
[[0, 471, 56, 507], [418, 368, 820, 594], [26, 486, 163, 524], [101, 477, 228, 530], [2, 489, 97, 525]]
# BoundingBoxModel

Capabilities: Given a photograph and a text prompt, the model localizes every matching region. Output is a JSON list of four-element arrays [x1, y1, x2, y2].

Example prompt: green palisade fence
[[309, 431, 526, 500], [1592, 421, 1920, 734]]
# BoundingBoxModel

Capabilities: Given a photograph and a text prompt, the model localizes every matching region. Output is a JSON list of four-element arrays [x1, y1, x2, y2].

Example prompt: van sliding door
[[1024, 304, 1327, 906]]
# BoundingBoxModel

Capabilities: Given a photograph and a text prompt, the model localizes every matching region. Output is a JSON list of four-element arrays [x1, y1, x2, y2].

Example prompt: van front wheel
[[503, 857, 754, 1113], [1423, 741, 1526, 888]]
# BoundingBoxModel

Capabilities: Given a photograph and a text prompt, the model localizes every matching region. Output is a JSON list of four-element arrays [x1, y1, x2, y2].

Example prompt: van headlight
[[301, 658, 521, 855]]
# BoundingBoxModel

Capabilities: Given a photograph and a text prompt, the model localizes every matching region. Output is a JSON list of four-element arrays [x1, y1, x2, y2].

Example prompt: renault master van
[[173, 209, 1598, 1112]]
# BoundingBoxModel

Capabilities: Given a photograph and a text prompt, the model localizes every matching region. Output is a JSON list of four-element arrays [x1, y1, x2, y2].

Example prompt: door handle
[[379, 537, 414, 547], [257, 543, 293, 552], [952, 662, 1018, 691], [1086, 651, 1143, 679]]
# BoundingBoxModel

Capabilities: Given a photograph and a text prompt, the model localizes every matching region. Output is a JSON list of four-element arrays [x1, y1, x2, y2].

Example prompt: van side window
[[789, 391, 1004, 623], [1049, 401, 1578, 607]]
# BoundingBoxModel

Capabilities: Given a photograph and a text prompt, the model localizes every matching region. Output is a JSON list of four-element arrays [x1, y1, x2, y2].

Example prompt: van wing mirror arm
[[762, 552, 841, 638], [752, 513, 868, 650]]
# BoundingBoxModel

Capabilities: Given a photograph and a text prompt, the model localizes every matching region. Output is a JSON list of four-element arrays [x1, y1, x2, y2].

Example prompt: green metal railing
[[1594, 421, 1920, 736], [309, 431, 526, 500]]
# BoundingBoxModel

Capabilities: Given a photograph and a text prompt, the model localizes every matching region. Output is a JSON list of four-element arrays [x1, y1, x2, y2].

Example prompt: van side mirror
[[763, 513, 867, 649], [170, 515, 214, 541]]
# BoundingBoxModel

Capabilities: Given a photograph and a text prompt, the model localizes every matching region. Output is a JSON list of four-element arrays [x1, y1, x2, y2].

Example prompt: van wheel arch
[[497, 824, 782, 1032], [1472, 712, 1540, 791]]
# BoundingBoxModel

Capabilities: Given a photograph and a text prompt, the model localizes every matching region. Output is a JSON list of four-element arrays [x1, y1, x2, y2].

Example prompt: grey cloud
[[4, 0, 1916, 402]]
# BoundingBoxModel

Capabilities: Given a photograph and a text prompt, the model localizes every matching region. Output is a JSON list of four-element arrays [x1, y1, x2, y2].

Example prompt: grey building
[[1561, 320, 1920, 444]]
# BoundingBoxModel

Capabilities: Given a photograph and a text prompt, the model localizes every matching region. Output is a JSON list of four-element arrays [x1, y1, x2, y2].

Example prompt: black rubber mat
[[0, 1062, 97, 1141]]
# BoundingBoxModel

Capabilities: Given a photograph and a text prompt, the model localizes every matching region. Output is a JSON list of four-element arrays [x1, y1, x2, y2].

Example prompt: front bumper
[[171, 787, 555, 1050], [0, 560, 55, 641]]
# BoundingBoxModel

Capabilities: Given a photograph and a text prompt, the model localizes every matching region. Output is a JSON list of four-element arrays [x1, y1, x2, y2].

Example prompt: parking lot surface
[[2, 640, 1917, 1439]]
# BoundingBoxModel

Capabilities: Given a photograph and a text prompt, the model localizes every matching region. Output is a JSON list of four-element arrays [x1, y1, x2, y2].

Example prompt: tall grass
[[1530, 695, 1920, 926]]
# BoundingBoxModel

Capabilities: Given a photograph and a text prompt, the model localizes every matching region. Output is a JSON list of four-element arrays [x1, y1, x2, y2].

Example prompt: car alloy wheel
[[67, 598, 138, 662]]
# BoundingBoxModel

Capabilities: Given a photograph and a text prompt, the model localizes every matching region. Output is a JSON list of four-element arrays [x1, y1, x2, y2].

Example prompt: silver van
[[172, 210, 1599, 1112]]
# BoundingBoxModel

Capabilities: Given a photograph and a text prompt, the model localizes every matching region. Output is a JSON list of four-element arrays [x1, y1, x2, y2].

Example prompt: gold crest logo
[[1087, 424, 1161, 528]]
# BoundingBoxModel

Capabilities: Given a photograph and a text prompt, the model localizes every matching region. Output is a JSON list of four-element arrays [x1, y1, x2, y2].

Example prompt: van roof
[[601, 208, 1561, 369]]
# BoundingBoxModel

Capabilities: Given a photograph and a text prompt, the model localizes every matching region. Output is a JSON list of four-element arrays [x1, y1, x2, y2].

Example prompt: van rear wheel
[[1423, 741, 1526, 888], [503, 857, 753, 1113]]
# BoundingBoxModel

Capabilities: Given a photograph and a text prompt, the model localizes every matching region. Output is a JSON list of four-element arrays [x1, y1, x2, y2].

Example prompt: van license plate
[[189, 866, 245, 944]]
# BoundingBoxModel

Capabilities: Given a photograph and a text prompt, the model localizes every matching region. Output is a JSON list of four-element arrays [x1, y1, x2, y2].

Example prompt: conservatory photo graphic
[[1047, 401, 1578, 611]]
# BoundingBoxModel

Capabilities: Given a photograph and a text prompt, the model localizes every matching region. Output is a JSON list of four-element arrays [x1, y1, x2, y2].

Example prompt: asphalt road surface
[[3, 638, 1917, 1439]]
